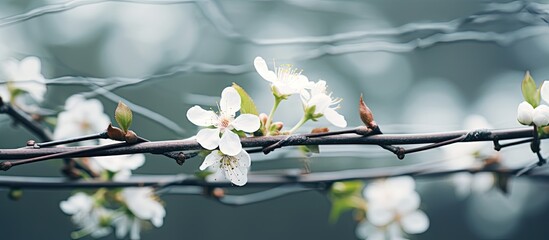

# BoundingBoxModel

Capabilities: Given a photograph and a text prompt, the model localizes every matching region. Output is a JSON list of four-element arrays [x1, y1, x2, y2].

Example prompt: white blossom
[[301, 80, 347, 128], [254, 56, 312, 98], [0, 56, 46, 108], [53, 94, 110, 141], [116, 187, 165, 239], [90, 140, 145, 173], [200, 149, 251, 186], [516, 101, 549, 126], [357, 176, 429, 240], [60, 192, 113, 239], [186, 86, 260, 156]]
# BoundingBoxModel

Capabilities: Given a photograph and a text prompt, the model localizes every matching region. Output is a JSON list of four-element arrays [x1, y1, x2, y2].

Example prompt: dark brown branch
[[0, 127, 535, 161], [0, 98, 52, 141]]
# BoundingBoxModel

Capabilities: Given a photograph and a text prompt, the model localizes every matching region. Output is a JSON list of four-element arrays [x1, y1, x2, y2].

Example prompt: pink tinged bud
[[273, 122, 283, 131], [259, 113, 268, 126]]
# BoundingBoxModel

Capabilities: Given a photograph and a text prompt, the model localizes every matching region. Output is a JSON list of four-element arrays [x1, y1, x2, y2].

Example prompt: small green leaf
[[522, 71, 540, 107], [328, 181, 365, 223], [195, 170, 214, 180], [305, 145, 320, 154], [329, 198, 353, 223], [115, 101, 132, 133], [232, 83, 258, 115]]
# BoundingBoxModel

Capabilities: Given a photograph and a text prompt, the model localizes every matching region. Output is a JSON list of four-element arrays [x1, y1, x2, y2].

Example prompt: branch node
[[355, 126, 372, 136], [493, 136, 501, 151], [0, 161, 12, 171], [175, 152, 186, 165], [26, 140, 36, 147], [397, 148, 406, 160], [464, 129, 491, 141]]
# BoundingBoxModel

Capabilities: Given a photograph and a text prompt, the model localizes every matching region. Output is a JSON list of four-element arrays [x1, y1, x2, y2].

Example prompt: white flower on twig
[[60, 192, 113, 239], [53, 94, 110, 141], [301, 80, 347, 128], [200, 149, 251, 186], [254, 56, 312, 98], [357, 176, 429, 240], [186, 86, 260, 156], [0, 56, 46, 107], [115, 188, 165, 240]]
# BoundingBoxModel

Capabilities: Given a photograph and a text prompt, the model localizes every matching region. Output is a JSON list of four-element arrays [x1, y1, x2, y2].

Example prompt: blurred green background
[[2, 0, 549, 239]]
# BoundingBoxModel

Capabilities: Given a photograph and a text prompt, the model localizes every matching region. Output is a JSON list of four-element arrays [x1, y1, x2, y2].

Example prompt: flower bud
[[359, 95, 377, 129], [124, 130, 139, 144], [533, 104, 549, 126], [259, 113, 268, 125], [517, 101, 534, 125], [273, 122, 284, 131], [106, 123, 126, 141]]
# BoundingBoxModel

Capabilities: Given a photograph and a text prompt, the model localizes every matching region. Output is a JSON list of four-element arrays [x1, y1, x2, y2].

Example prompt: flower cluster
[[60, 188, 165, 240], [54, 95, 164, 239], [186, 87, 259, 186], [254, 56, 347, 131], [0, 56, 46, 112], [517, 72, 549, 126], [356, 177, 429, 240], [187, 57, 347, 186]]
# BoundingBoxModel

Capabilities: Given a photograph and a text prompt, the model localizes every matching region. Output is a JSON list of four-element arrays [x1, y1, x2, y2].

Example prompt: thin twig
[[0, 161, 546, 190]]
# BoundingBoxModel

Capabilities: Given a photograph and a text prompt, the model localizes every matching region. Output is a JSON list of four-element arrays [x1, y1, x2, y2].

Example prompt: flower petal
[[196, 128, 220, 150], [533, 104, 549, 126], [93, 154, 145, 172], [396, 192, 420, 214], [114, 216, 130, 239], [400, 210, 429, 234], [235, 149, 251, 168], [219, 130, 242, 156], [356, 221, 384, 240], [517, 101, 534, 125], [541, 81, 549, 103], [200, 150, 222, 170], [324, 108, 347, 128], [19, 56, 42, 76], [130, 217, 141, 240], [186, 106, 218, 127], [452, 172, 473, 198], [367, 204, 394, 226], [273, 83, 295, 96], [471, 173, 494, 193], [222, 155, 249, 186], [220, 87, 241, 116], [307, 94, 331, 114], [232, 114, 260, 132], [254, 56, 277, 82]]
